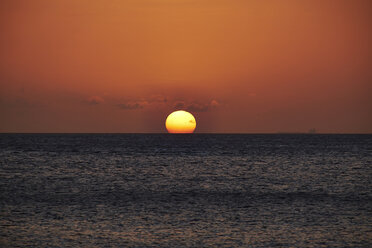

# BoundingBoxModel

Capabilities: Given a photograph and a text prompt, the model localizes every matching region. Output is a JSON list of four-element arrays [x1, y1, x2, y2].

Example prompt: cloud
[[117, 101, 148, 110], [186, 103, 209, 112], [88, 96, 104, 105], [172, 100, 221, 112], [150, 95, 167, 103], [210, 99, 220, 107], [173, 101, 185, 109], [187, 100, 221, 112], [1, 98, 43, 108], [115, 97, 221, 112], [115, 95, 167, 110]]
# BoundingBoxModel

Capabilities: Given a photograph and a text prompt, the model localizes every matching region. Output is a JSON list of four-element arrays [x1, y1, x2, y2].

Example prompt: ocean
[[0, 134, 371, 247]]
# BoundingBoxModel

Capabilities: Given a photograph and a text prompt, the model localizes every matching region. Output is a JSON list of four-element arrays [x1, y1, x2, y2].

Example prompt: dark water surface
[[0, 134, 371, 247]]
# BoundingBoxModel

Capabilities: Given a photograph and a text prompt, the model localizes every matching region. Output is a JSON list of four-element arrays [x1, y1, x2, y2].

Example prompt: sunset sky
[[1, 0, 371, 133]]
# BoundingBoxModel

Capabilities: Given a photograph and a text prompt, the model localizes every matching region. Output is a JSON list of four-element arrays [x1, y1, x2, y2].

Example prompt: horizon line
[[0, 132, 371, 135]]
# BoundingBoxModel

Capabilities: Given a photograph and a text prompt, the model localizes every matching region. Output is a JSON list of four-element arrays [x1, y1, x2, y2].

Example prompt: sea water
[[0, 134, 371, 247]]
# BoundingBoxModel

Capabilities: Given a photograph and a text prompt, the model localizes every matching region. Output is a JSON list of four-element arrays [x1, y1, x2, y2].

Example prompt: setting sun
[[165, 110, 196, 133]]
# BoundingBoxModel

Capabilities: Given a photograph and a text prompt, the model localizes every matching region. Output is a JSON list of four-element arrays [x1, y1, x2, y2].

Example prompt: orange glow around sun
[[165, 110, 196, 133]]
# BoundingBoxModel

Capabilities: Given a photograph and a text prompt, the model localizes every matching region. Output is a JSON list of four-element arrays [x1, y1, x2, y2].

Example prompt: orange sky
[[0, 0, 371, 133]]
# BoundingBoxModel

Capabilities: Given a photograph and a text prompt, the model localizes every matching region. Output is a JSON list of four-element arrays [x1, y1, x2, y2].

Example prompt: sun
[[165, 110, 196, 133]]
